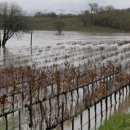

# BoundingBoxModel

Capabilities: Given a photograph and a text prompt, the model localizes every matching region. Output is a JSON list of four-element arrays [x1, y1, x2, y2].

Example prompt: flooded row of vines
[[0, 40, 130, 130]]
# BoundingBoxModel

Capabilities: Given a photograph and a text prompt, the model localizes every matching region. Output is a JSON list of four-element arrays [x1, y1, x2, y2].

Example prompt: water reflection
[[60, 87, 130, 130], [0, 31, 130, 129], [1, 31, 130, 69], [3, 31, 130, 47]]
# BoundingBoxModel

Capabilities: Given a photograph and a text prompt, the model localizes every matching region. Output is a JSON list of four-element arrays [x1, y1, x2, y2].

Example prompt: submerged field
[[2, 37, 130, 69], [1, 32, 130, 130]]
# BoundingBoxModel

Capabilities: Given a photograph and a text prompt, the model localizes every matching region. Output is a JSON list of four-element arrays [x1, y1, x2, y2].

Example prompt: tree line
[[80, 3, 130, 31], [34, 3, 130, 32]]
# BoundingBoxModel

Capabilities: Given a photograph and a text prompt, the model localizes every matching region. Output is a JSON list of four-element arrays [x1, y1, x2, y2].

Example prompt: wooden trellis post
[[21, 74, 24, 112], [29, 82, 33, 129], [80, 112, 83, 130], [76, 88, 79, 104], [61, 102, 64, 130], [19, 109, 21, 130], [49, 98, 52, 124], [5, 114, 8, 130], [51, 84, 54, 96], [0, 32, 1, 47], [110, 94, 112, 107], [88, 107, 90, 129], [83, 87, 85, 103], [105, 97, 108, 112], [72, 117, 74, 130], [114, 91, 117, 103], [122, 87, 124, 98], [57, 95, 60, 122], [30, 30, 33, 56], [76, 77, 79, 103], [119, 89, 121, 100], [71, 91, 73, 101], [94, 103, 97, 124], [100, 99, 103, 118]]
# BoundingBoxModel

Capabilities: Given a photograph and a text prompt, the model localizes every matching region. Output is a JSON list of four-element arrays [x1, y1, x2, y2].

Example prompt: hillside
[[27, 16, 123, 32], [1, 8, 130, 33]]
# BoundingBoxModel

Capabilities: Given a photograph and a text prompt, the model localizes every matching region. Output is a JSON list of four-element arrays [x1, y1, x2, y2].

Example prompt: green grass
[[98, 113, 130, 130], [0, 116, 18, 130], [27, 16, 124, 32]]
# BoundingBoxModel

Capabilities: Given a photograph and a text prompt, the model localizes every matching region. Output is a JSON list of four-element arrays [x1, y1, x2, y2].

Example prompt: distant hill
[[1, 7, 130, 32]]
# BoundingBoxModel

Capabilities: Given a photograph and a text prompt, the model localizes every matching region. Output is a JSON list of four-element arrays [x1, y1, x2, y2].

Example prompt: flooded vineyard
[[0, 31, 130, 130]]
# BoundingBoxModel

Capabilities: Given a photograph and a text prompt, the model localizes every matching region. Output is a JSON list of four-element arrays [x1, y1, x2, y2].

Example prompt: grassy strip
[[98, 113, 130, 130], [0, 116, 17, 130]]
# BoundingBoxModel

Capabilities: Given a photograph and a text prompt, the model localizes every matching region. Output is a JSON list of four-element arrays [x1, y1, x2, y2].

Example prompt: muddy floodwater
[[3, 31, 130, 47], [0, 31, 130, 130], [1, 31, 130, 68], [58, 88, 130, 130]]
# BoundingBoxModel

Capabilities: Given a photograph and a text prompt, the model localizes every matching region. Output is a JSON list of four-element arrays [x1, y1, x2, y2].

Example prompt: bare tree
[[0, 2, 27, 47], [89, 3, 99, 14], [54, 20, 65, 34]]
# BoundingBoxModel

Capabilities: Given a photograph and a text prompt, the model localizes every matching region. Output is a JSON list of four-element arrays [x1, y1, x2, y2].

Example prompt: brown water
[[2, 31, 130, 47], [1, 31, 130, 67], [0, 31, 130, 129], [54, 87, 130, 130]]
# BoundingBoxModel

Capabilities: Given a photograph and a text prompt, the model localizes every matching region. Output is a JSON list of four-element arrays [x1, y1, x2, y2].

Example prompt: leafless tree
[[0, 2, 27, 47], [89, 3, 99, 14]]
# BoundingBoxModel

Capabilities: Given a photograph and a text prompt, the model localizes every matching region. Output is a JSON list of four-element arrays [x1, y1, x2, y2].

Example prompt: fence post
[[30, 30, 33, 55], [5, 114, 8, 130], [61, 102, 64, 130], [19, 109, 21, 130], [83, 87, 85, 102], [94, 103, 97, 124], [21, 75, 24, 112], [88, 107, 90, 129], [0, 32, 1, 47], [49, 98, 52, 125], [119, 89, 121, 100], [76, 76, 79, 104], [100, 99, 103, 118], [71, 91, 73, 101], [29, 82, 33, 129], [105, 97, 108, 112], [57, 95, 60, 121], [122, 87, 124, 97], [110, 94, 112, 107], [114, 91, 117, 103], [80, 112, 83, 130], [72, 117, 74, 130], [77, 88, 79, 104], [51, 84, 54, 96]]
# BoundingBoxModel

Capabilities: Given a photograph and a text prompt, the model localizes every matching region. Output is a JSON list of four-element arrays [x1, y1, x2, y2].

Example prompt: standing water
[[3, 31, 130, 47], [0, 31, 130, 130]]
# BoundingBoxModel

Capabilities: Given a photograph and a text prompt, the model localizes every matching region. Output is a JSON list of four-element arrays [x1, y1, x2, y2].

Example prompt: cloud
[[1, 0, 130, 13]]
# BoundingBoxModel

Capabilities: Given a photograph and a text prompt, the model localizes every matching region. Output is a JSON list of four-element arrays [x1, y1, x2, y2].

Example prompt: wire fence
[[0, 62, 130, 130]]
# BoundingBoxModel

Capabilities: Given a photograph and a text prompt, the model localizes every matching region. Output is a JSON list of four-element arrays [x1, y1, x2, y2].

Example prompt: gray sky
[[1, 0, 130, 14]]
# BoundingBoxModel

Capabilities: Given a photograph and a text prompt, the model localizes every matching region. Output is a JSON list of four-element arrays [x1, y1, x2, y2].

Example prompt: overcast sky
[[1, 0, 130, 14]]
